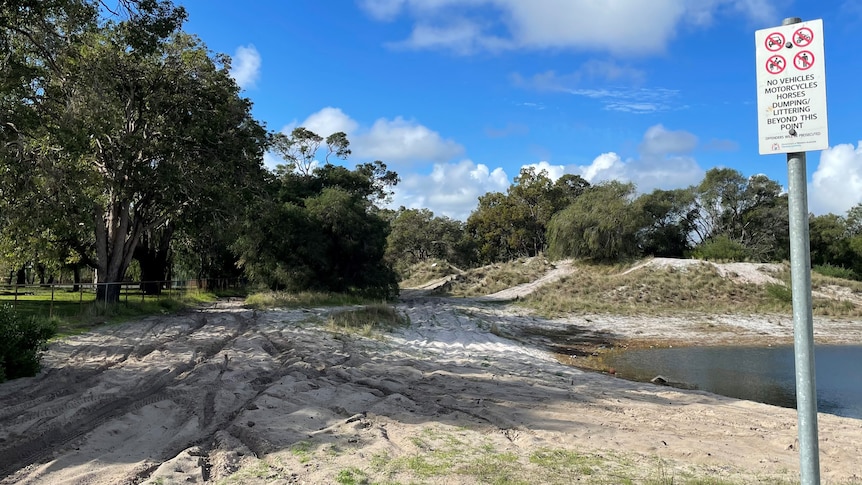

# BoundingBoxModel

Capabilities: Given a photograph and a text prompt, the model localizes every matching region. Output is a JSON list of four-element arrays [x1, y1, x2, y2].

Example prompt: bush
[[0, 304, 57, 382], [690, 235, 749, 262], [813, 264, 858, 281]]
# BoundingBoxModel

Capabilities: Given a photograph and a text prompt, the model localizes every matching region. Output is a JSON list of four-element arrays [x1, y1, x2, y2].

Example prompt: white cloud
[[639, 124, 698, 156], [522, 161, 565, 180], [301, 107, 359, 136], [358, 0, 405, 20], [263, 151, 282, 171], [810, 142, 862, 215], [389, 159, 510, 220], [526, 125, 705, 194], [359, 0, 779, 55], [355, 116, 464, 163], [284, 107, 464, 166], [230, 45, 261, 89]]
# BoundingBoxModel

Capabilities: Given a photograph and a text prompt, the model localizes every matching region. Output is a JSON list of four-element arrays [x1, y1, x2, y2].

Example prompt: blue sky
[[175, 0, 862, 220]]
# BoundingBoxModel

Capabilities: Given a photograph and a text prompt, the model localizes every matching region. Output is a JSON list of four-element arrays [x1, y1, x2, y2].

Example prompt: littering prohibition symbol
[[794, 51, 814, 70], [766, 55, 786, 74]]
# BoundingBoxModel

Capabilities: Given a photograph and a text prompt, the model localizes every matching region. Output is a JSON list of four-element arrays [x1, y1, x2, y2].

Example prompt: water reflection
[[605, 345, 862, 419]]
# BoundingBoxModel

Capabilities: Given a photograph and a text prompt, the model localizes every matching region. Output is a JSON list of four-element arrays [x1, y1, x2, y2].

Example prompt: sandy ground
[[1, 290, 861, 484]]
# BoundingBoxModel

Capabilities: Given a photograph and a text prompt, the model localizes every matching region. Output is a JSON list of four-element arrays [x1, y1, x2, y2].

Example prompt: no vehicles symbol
[[794, 51, 815, 70], [765, 32, 784, 51], [766, 55, 786, 74], [794, 27, 814, 47]]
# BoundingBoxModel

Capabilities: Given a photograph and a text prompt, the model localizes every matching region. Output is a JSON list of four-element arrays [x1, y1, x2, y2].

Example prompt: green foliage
[[466, 168, 589, 264], [636, 188, 696, 258], [547, 181, 642, 261], [812, 264, 858, 280], [385, 208, 472, 274], [235, 131, 399, 299], [690, 169, 788, 261], [0, 304, 57, 382], [690, 235, 750, 261]]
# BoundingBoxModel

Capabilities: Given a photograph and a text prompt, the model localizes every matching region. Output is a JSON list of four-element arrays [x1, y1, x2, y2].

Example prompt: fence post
[[13, 284, 17, 308], [50, 284, 55, 318]]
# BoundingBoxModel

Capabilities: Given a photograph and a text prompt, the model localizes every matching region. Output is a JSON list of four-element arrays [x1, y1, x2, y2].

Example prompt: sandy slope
[[1, 294, 861, 484]]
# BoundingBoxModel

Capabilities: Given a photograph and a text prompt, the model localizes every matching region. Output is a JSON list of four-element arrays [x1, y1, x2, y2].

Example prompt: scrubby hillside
[[403, 256, 862, 318]]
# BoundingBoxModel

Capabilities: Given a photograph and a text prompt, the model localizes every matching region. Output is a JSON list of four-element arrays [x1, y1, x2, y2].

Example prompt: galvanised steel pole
[[784, 17, 821, 483]]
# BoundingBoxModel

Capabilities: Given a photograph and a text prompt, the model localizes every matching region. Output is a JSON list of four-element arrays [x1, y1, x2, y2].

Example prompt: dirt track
[[1, 297, 861, 484]]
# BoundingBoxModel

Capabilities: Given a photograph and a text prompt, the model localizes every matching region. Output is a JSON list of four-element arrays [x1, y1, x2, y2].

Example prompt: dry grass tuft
[[444, 257, 557, 297], [399, 259, 463, 288], [327, 304, 408, 336]]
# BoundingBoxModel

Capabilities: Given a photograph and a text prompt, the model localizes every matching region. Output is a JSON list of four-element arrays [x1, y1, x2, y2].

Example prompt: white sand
[[1, 292, 861, 484]]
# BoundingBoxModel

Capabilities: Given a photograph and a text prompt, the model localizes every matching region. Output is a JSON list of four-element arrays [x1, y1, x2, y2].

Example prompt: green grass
[[334, 467, 369, 485], [0, 287, 218, 338]]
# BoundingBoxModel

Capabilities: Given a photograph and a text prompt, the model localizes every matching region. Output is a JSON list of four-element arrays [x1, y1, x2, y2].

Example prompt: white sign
[[755, 19, 828, 154]]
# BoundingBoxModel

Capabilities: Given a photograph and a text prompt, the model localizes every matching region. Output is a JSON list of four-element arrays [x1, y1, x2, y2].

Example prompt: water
[[604, 345, 862, 419]]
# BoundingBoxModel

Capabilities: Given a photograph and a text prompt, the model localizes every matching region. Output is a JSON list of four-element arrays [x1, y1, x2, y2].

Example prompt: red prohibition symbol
[[794, 51, 814, 70], [766, 55, 786, 74], [794, 27, 813, 47], [765, 32, 784, 51]]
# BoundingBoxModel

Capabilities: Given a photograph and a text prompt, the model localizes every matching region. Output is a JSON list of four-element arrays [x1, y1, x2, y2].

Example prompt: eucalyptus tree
[[3, 22, 267, 300], [689, 168, 788, 261], [1, 0, 201, 298], [235, 129, 401, 298]]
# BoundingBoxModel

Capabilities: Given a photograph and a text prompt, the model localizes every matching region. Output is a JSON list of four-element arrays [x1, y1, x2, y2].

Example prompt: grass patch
[[443, 257, 556, 297], [0, 288, 218, 339], [522, 262, 792, 317], [289, 440, 314, 463], [244, 291, 373, 309], [327, 304, 408, 336], [335, 467, 369, 485], [519, 260, 862, 318], [398, 259, 463, 288]]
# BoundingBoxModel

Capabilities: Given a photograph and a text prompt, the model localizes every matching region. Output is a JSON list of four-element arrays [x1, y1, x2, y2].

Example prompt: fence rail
[[0, 278, 243, 317]]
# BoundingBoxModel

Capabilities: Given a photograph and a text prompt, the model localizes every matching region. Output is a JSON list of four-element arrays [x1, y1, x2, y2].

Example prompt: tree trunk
[[37, 263, 46, 286], [72, 265, 81, 292], [16, 267, 26, 285], [134, 223, 174, 296], [94, 200, 143, 303]]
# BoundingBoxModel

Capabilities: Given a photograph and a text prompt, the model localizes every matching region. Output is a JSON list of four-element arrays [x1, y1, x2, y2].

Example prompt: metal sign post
[[756, 16, 827, 485]]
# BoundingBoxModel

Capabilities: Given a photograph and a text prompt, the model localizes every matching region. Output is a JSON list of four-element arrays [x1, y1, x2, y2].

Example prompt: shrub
[[690, 235, 749, 262], [0, 304, 57, 382], [813, 264, 858, 281]]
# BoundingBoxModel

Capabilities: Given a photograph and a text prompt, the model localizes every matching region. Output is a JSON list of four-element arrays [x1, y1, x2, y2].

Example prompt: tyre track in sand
[[0, 310, 252, 480]]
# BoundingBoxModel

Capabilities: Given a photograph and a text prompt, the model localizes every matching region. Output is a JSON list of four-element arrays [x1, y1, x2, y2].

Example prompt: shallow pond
[[604, 345, 862, 419]]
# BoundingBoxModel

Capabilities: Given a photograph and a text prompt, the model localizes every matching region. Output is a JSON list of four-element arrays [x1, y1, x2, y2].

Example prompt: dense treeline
[[388, 165, 862, 280], [4, 0, 862, 311]]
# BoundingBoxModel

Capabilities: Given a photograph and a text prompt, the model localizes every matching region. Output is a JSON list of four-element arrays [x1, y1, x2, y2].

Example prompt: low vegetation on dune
[[397, 259, 464, 289], [522, 262, 791, 316], [436, 257, 557, 297], [404, 256, 862, 318]]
